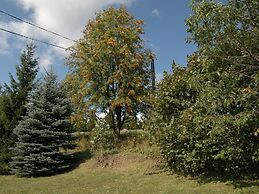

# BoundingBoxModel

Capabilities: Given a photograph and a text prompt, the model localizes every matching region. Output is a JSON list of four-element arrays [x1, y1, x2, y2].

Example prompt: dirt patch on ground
[[79, 152, 165, 175], [94, 153, 146, 168]]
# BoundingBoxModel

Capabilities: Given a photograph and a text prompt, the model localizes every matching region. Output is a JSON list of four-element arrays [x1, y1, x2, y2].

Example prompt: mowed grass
[[0, 150, 259, 194]]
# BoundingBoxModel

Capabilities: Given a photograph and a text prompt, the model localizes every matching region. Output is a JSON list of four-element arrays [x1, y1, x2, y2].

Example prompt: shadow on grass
[[41, 150, 94, 177], [6, 150, 93, 178], [196, 174, 259, 189], [65, 150, 93, 172], [158, 167, 259, 189]]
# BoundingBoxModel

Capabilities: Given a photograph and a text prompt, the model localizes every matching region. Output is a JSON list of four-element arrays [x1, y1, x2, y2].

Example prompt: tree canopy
[[66, 6, 153, 136]]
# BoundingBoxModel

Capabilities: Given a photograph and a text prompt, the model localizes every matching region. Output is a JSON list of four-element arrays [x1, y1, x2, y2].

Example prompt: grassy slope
[[0, 150, 258, 194]]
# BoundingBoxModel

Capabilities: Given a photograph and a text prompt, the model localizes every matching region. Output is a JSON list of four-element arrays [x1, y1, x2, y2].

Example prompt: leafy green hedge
[[150, 0, 259, 177], [159, 113, 259, 176], [153, 65, 259, 176]]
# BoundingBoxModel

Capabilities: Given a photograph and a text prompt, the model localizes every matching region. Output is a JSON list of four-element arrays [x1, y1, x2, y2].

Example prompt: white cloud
[[1, 0, 136, 64], [0, 20, 39, 54], [0, 30, 9, 54], [16, 0, 136, 49], [38, 54, 53, 72], [152, 9, 159, 17]]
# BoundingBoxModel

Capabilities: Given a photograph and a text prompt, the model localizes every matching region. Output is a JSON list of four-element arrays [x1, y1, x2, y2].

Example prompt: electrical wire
[[0, 9, 77, 43], [0, 27, 71, 51]]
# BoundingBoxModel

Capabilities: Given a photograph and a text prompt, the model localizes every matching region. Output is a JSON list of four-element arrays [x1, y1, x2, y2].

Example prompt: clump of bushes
[[120, 129, 150, 143], [151, 63, 259, 177], [89, 121, 115, 153], [87, 120, 151, 155], [148, 0, 259, 177]]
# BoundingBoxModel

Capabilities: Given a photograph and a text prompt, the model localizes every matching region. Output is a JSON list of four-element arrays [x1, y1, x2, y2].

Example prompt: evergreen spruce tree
[[11, 71, 76, 177], [0, 43, 38, 174], [4, 43, 38, 130]]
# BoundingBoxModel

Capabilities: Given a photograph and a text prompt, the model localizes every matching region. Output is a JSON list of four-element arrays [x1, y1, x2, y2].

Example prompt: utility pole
[[151, 56, 155, 90]]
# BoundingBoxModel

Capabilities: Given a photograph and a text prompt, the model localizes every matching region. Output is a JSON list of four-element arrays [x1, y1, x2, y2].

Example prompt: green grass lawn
[[0, 150, 258, 194]]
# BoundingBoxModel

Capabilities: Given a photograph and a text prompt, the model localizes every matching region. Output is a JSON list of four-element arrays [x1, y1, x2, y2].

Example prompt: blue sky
[[0, 0, 196, 85]]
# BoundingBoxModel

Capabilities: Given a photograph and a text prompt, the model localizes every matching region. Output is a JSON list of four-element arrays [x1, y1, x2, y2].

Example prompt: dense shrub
[[121, 129, 150, 141], [154, 64, 259, 176], [151, 0, 259, 177], [119, 129, 151, 147], [159, 111, 259, 176], [89, 122, 115, 152]]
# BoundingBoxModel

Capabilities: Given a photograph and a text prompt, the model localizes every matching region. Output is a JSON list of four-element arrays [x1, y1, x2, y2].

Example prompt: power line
[[0, 9, 77, 43], [0, 27, 71, 51]]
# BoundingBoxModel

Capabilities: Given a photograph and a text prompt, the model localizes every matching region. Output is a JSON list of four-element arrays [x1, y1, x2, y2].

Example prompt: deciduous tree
[[66, 7, 153, 137]]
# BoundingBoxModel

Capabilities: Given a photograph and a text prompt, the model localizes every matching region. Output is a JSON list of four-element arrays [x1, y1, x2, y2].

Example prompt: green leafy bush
[[159, 111, 259, 176], [119, 129, 151, 148], [154, 65, 259, 176], [151, 0, 259, 177], [89, 122, 115, 152], [121, 129, 150, 141]]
